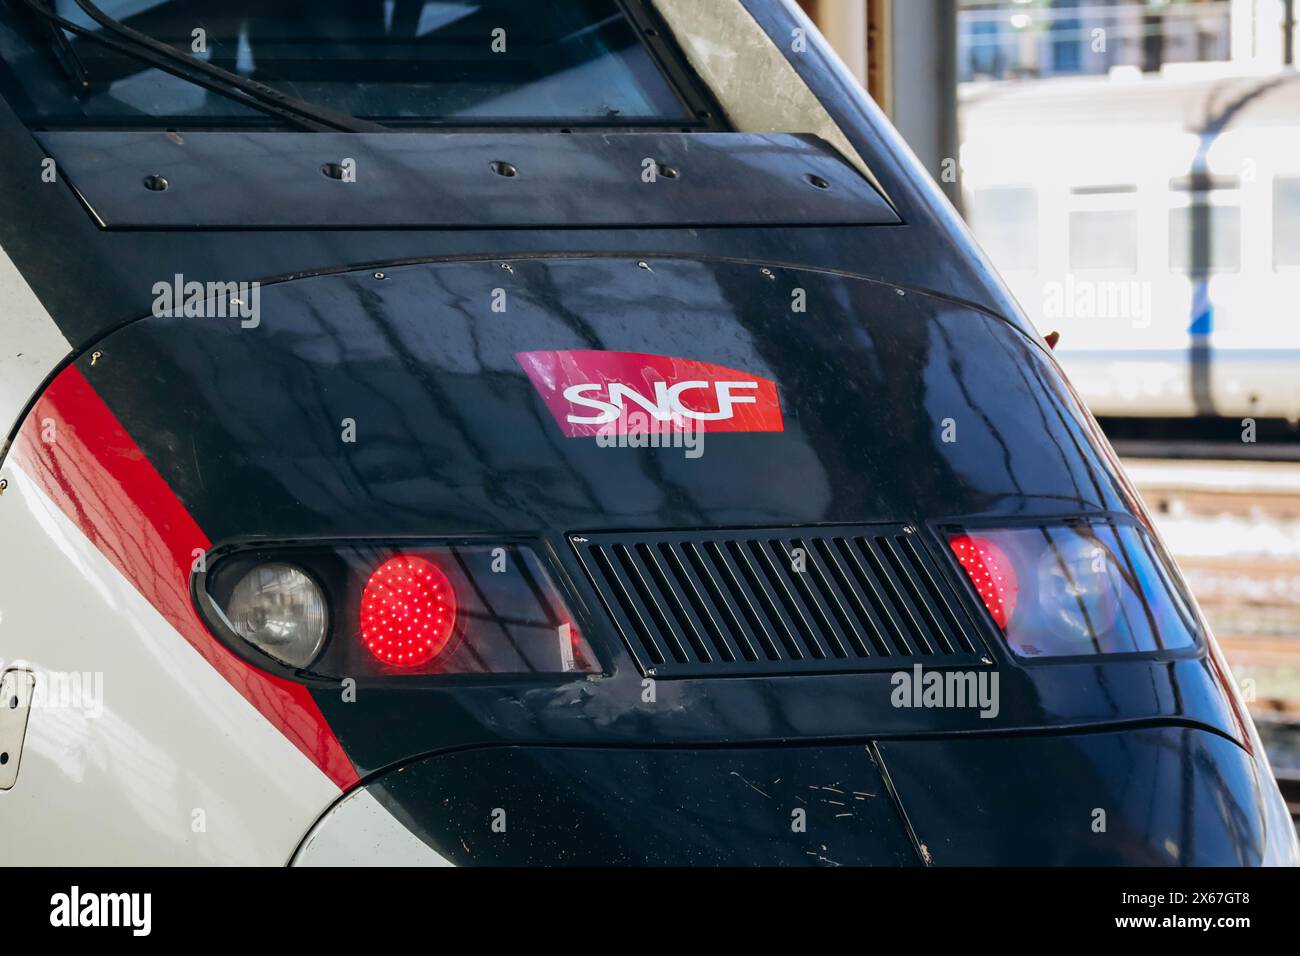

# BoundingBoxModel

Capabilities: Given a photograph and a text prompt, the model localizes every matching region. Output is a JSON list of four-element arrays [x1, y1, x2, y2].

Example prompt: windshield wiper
[[16, 0, 385, 132], [27, 0, 91, 93]]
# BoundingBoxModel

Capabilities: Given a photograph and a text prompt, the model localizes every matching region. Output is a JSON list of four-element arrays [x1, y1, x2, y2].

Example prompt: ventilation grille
[[573, 526, 990, 677]]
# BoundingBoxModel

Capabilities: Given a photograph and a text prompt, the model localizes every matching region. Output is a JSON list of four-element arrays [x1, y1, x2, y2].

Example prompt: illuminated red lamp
[[360, 555, 457, 667], [947, 534, 1018, 629]]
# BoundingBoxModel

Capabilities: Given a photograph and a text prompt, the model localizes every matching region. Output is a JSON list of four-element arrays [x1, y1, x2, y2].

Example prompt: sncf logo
[[517, 350, 784, 438]]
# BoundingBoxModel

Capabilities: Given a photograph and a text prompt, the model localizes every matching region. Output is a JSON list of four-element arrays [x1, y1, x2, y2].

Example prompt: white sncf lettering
[[562, 381, 760, 425]]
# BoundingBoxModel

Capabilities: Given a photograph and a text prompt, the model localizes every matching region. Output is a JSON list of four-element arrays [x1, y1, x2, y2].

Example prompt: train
[[962, 67, 1300, 422], [0, 0, 1293, 865]]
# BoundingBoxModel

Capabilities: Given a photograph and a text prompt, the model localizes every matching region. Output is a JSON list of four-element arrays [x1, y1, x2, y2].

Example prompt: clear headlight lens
[[226, 562, 327, 667]]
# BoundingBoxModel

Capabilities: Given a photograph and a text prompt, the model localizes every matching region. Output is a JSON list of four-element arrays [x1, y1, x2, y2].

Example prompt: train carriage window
[[1274, 178, 1300, 269], [0, 0, 718, 128], [1069, 209, 1138, 273], [968, 187, 1038, 271], [1168, 205, 1241, 274]]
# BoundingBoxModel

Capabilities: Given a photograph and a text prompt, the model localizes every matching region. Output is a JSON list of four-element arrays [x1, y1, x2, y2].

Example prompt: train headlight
[[225, 563, 328, 668], [1035, 534, 1120, 646]]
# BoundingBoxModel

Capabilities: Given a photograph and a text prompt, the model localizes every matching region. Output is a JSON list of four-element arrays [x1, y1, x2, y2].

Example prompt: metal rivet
[[658, 163, 679, 179], [637, 261, 652, 271], [321, 162, 347, 180], [499, 263, 514, 273], [490, 160, 518, 178], [373, 272, 386, 280], [803, 173, 830, 190], [761, 268, 775, 280], [143, 174, 168, 192]]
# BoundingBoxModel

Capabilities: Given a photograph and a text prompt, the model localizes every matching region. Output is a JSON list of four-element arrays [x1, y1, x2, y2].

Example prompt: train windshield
[[0, 0, 708, 128]]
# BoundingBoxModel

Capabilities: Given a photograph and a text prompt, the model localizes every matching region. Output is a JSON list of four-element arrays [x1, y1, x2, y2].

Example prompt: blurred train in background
[[962, 65, 1300, 423]]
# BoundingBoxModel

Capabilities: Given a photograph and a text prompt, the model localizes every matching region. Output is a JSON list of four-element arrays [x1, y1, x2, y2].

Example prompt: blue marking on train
[[1188, 282, 1214, 336]]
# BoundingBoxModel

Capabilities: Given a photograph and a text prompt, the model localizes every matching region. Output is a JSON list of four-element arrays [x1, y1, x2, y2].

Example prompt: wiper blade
[[16, 0, 385, 132], [29, 0, 91, 93]]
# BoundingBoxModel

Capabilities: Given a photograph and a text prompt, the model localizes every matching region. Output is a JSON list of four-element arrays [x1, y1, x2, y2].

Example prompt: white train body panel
[[0, 463, 338, 864]]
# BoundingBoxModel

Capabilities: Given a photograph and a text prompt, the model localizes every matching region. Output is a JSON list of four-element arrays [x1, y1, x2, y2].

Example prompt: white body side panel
[[0, 243, 70, 439], [0, 464, 339, 864], [292, 789, 453, 867]]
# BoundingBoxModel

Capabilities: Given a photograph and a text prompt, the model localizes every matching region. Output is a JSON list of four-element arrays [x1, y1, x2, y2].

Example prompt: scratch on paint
[[729, 771, 770, 799], [191, 436, 206, 491], [804, 849, 842, 866]]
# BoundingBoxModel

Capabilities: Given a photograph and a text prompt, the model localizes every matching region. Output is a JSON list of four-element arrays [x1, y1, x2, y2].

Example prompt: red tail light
[[361, 555, 458, 667], [948, 534, 1018, 629], [946, 520, 1200, 659]]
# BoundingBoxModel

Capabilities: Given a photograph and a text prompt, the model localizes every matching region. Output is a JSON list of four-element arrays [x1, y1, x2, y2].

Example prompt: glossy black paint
[[365, 742, 920, 866], [86, 257, 1131, 537], [77, 255, 1243, 776], [36, 130, 899, 229], [878, 727, 1269, 865], [357, 727, 1270, 865]]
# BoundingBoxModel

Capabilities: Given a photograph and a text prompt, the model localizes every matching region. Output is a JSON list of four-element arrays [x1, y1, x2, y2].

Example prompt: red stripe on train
[[11, 365, 359, 790]]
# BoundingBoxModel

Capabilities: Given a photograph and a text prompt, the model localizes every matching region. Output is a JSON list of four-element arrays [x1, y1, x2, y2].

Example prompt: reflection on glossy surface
[[89, 256, 1138, 535], [76, 256, 1248, 776], [366, 742, 919, 866], [879, 727, 1272, 865]]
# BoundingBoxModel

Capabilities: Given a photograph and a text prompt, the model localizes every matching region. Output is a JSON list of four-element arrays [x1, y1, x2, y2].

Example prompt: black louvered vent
[[573, 526, 991, 677]]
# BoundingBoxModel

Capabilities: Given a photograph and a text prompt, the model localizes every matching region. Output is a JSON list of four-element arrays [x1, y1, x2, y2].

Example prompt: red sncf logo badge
[[516, 350, 784, 438]]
